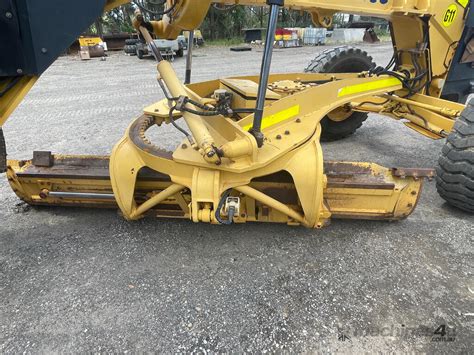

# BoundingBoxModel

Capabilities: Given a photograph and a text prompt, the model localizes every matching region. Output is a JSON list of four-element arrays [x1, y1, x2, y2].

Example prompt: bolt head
[[16, 69, 23, 74], [276, 134, 282, 140], [5, 12, 13, 19], [41, 48, 48, 54]]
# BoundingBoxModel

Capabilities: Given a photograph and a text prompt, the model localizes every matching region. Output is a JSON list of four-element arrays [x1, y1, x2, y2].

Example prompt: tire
[[124, 45, 137, 54], [125, 38, 139, 45], [305, 46, 376, 141], [436, 98, 474, 213], [176, 47, 184, 58], [137, 49, 144, 59], [0, 128, 6, 173]]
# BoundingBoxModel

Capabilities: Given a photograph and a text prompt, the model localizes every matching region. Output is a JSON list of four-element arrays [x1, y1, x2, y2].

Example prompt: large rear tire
[[124, 45, 137, 55], [305, 46, 376, 141], [125, 38, 140, 45], [436, 99, 474, 213], [0, 128, 6, 173]]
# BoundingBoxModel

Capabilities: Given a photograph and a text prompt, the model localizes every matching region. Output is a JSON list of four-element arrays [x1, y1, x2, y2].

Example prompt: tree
[[96, 2, 314, 39]]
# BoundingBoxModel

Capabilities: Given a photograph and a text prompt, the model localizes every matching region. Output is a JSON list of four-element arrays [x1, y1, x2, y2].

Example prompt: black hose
[[374, 68, 427, 97], [371, 38, 429, 98], [356, 98, 391, 107], [180, 107, 220, 116], [168, 106, 194, 144], [233, 108, 256, 114], [300, 79, 335, 85], [158, 79, 179, 102], [185, 98, 216, 111], [177, 97, 221, 116], [215, 190, 234, 225]]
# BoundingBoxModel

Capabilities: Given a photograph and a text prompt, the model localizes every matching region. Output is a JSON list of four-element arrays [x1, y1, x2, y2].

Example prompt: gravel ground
[[1, 43, 473, 353]]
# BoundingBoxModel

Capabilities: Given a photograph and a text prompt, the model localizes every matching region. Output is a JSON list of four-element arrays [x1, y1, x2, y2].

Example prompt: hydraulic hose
[[215, 190, 234, 225]]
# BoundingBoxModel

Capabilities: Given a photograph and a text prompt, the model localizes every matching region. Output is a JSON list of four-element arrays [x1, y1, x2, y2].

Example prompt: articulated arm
[[131, 0, 212, 39], [1, 0, 469, 128], [116, 0, 470, 101], [126, 0, 438, 39]]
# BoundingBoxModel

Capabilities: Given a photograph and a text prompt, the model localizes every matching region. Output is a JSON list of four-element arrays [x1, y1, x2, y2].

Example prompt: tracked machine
[[0, 0, 473, 227]]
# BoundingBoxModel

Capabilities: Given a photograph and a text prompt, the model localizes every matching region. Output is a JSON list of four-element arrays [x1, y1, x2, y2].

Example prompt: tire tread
[[0, 128, 6, 173], [304, 46, 375, 141], [436, 98, 474, 212]]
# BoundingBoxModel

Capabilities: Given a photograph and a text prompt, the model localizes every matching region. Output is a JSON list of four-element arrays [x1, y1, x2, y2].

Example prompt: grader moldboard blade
[[5, 0, 466, 227], [6, 152, 434, 227]]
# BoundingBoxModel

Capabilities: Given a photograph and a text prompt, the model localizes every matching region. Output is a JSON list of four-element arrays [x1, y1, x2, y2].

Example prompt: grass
[[375, 29, 392, 42], [205, 37, 245, 46], [378, 35, 392, 42]]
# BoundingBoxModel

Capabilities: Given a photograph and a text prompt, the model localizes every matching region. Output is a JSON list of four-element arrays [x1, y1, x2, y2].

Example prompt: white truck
[[136, 36, 185, 60]]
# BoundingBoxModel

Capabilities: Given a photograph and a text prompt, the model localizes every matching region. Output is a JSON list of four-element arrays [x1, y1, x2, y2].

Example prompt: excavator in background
[[0, 0, 472, 228]]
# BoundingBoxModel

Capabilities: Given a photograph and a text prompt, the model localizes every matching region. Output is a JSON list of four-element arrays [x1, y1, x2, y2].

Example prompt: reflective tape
[[243, 105, 300, 131], [337, 78, 402, 97]]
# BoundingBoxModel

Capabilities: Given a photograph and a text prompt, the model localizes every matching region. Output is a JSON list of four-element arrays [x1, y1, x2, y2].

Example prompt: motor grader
[[0, 0, 472, 228]]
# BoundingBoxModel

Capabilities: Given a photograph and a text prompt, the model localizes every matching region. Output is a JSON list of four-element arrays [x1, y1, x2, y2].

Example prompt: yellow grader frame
[[1, 0, 472, 227]]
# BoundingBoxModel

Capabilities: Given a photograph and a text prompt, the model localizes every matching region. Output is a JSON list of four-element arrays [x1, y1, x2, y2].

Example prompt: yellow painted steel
[[3, 70, 462, 227], [234, 185, 309, 226], [1, 0, 467, 128], [105, 72, 429, 226], [1, 0, 470, 228], [6, 155, 425, 227], [104, 0, 131, 12], [132, 184, 185, 218], [156, 59, 221, 163], [0, 77, 38, 126]]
